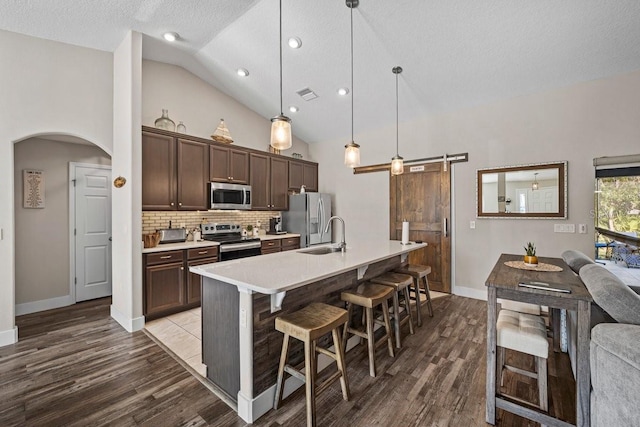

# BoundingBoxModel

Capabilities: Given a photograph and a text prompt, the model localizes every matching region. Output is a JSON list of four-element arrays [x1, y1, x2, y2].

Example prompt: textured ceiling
[[3, 0, 640, 144]]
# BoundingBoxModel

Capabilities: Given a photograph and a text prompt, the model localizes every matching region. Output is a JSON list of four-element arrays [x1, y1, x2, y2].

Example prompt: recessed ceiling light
[[163, 32, 179, 42], [337, 87, 350, 96], [288, 37, 302, 49], [289, 106, 299, 113], [237, 68, 250, 77]]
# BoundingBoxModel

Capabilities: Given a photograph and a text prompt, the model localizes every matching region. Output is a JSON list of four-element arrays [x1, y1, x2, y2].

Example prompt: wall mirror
[[477, 161, 567, 218]]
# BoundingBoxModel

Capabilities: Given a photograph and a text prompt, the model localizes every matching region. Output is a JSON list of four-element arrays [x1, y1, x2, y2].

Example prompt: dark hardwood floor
[[0, 295, 575, 426]]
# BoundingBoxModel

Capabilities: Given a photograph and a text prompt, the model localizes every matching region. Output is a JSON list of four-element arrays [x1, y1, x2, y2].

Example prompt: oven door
[[210, 182, 252, 210], [219, 241, 262, 261]]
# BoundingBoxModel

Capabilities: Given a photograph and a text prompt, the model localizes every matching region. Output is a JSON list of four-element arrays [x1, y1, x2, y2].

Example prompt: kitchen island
[[190, 239, 427, 423]]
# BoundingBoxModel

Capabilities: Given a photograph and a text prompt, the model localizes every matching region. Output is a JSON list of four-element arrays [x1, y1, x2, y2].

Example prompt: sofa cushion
[[561, 249, 594, 274], [580, 264, 640, 325], [590, 324, 640, 426]]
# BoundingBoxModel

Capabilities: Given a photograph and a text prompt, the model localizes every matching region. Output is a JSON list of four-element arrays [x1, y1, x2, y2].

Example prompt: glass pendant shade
[[390, 155, 404, 175], [344, 142, 360, 168], [532, 173, 539, 190], [270, 115, 292, 150]]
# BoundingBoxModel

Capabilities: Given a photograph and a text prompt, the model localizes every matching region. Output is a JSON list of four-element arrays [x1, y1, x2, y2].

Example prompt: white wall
[[14, 138, 111, 307], [142, 60, 311, 159], [311, 69, 640, 298], [0, 29, 113, 345]]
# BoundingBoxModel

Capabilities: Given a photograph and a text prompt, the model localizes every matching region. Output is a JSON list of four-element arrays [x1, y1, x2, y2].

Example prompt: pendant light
[[344, 0, 360, 168], [270, 0, 292, 150], [532, 172, 539, 191], [390, 66, 404, 176]]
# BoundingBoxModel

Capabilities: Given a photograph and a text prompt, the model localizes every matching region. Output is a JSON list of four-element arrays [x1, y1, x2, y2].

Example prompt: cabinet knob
[[180, 267, 184, 270], [170, 202, 174, 206], [178, 202, 182, 206], [228, 176, 232, 180]]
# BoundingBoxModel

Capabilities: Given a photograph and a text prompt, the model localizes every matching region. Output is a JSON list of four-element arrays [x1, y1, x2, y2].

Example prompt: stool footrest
[[504, 364, 538, 380], [315, 370, 343, 396], [284, 365, 306, 382]]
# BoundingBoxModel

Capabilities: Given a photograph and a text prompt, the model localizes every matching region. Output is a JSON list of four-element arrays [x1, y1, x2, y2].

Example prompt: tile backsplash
[[142, 211, 280, 234]]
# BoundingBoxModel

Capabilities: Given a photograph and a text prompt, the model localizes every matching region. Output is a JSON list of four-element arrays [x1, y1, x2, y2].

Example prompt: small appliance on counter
[[157, 220, 187, 243], [268, 217, 286, 235]]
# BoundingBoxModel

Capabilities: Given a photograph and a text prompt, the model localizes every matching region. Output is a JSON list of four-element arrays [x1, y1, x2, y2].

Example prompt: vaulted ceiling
[[3, 0, 640, 144]]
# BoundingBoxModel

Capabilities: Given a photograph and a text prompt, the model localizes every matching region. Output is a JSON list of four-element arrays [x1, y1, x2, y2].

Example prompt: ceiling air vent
[[296, 87, 318, 101]]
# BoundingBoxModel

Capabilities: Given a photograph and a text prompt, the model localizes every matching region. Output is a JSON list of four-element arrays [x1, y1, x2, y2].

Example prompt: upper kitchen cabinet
[[142, 128, 209, 211], [288, 160, 318, 192], [250, 153, 289, 210], [210, 145, 249, 184]]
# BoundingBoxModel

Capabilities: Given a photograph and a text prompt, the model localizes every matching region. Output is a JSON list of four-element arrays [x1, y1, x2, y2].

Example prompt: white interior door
[[74, 164, 112, 302]]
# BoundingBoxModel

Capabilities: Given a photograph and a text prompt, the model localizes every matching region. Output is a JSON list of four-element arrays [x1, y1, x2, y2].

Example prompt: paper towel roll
[[401, 221, 409, 245]]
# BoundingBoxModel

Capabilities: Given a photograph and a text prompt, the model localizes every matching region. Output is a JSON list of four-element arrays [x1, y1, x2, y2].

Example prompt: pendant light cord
[[350, 4, 354, 143], [395, 70, 399, 156], [279, 0, 283, 116]]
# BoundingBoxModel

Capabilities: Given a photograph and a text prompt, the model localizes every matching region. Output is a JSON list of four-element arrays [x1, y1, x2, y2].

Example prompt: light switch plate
[[578, 224, 587, 234], [554, 224, 576, 233], [470, 221, 476, 229]]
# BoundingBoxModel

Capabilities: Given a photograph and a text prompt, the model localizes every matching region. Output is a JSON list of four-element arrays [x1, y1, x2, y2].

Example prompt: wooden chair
[[496, 309, 549, 413], [394, 264, 434, 326], [371, 272, 415, 348], [341, 283, 395, 377], [273, 302, 350, 427]]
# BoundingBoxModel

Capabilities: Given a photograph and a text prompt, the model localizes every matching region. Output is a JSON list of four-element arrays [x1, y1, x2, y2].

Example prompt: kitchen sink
[[298, 246, 343, 255]]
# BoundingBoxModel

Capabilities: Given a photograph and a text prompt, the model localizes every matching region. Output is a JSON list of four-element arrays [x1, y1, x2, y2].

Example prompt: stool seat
[[497, 309, 548, 358], [371, 272, 415, 348], [274, 302, 350, 427], [394, 263, 435, 324], [275, 302, 348, 341], [341, 283, 395, 377], [496, 309, 549, 412], [341, 283, 394, 308]]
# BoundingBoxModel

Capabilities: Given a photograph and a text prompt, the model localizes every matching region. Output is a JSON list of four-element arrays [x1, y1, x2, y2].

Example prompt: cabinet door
[[303, 163, 318, 192], [250, 153, 270, 210], [270, 157, 289, 210], [229, 149, 249, 184], [145, 262, 184, 316], [288, 160, 304, 190], [142, 132, 176, 210], [187, 257, 217, 305], [177, 138, 209, 210], [209, 145, 230, 182]]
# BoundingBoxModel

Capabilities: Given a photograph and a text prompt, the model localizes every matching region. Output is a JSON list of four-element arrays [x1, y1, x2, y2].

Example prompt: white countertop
[[142, 233, 300, 253], [259, 233, 300, 241], [190, 239, 427, 294], [142, 240, 219, 253]]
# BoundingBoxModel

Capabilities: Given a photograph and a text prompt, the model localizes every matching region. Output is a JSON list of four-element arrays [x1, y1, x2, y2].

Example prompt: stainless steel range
[[201, 223, 262, 261]]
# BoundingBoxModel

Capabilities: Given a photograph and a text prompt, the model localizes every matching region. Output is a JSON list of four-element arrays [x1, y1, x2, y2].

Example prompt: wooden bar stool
[[371, 272, 415, 348], [496, 309, 549, 413], [341, 283, 395, 377], [273, 302, 350, 427], [394, 264, 434, 327]]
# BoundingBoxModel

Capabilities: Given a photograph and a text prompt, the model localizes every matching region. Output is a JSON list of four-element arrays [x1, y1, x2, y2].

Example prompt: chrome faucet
[[324, 216, 346, 252]]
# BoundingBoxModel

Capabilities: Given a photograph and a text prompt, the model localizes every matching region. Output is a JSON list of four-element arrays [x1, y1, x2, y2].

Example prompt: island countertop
[[189, 239, 427, 295]]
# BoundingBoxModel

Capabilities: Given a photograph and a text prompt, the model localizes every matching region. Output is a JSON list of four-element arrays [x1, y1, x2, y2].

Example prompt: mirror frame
[[476, 161, 567, 219]]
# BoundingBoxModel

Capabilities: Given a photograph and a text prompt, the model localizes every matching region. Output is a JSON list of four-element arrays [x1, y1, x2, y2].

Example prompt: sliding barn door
[[390, 162, 451, 293]]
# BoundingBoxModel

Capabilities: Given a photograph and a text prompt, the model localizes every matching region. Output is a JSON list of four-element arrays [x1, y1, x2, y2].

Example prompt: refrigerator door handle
[[318, 198, 323, 241]]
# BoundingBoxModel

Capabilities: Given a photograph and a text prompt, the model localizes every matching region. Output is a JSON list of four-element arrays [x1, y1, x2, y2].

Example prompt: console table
[[485, 253, 593, 427]]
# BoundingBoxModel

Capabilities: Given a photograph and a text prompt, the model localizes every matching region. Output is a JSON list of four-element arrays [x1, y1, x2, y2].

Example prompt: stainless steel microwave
[[209, 182, 251, 210]]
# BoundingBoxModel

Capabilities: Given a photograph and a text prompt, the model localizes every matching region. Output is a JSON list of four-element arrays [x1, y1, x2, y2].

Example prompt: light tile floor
[[145, 307, 206, 377]]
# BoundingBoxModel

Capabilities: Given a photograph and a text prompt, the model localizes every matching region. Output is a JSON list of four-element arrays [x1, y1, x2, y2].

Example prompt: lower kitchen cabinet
[[144, 246, 218, 319], [261, 236, 300, 255]]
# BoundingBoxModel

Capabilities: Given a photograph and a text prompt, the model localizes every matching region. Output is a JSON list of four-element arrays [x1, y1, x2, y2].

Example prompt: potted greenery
[[523, 242, 538, 266]]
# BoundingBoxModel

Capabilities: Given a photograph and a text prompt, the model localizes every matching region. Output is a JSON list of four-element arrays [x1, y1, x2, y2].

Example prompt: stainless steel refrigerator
[[282, 193, 332, 247]]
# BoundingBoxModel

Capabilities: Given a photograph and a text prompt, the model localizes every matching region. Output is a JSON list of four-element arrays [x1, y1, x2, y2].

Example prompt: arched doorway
[[13, 133, 112, 316]]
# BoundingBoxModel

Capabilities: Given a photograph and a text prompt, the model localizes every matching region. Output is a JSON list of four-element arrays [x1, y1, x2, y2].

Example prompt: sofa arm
[[591, 323, 640, 427]]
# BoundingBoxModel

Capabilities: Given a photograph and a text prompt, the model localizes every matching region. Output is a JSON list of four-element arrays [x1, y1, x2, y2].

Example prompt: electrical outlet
[[470, 221, 476, 229]]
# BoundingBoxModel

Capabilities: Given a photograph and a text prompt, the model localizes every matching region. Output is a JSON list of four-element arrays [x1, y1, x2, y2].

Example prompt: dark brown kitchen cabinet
[[144, 250, 185, 317], [288, 160, 318, 192], [261, 236, 300, 254], [143, 245, 218, 319], [142, 131, 208, 211], [210, 145, 249, 184], [250, 154, 288, 210], [261, 239, 281, 255], [281, 236, 300, 252], [142, 131, 176, 210], [177, 138, 209, 210]]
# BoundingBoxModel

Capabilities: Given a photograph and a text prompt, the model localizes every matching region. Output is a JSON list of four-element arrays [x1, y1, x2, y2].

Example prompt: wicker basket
[[143, 232, 161, 248]]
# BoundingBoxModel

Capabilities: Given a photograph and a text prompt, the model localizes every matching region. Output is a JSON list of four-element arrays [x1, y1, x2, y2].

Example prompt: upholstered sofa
[[578, 261, 640, 427]]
